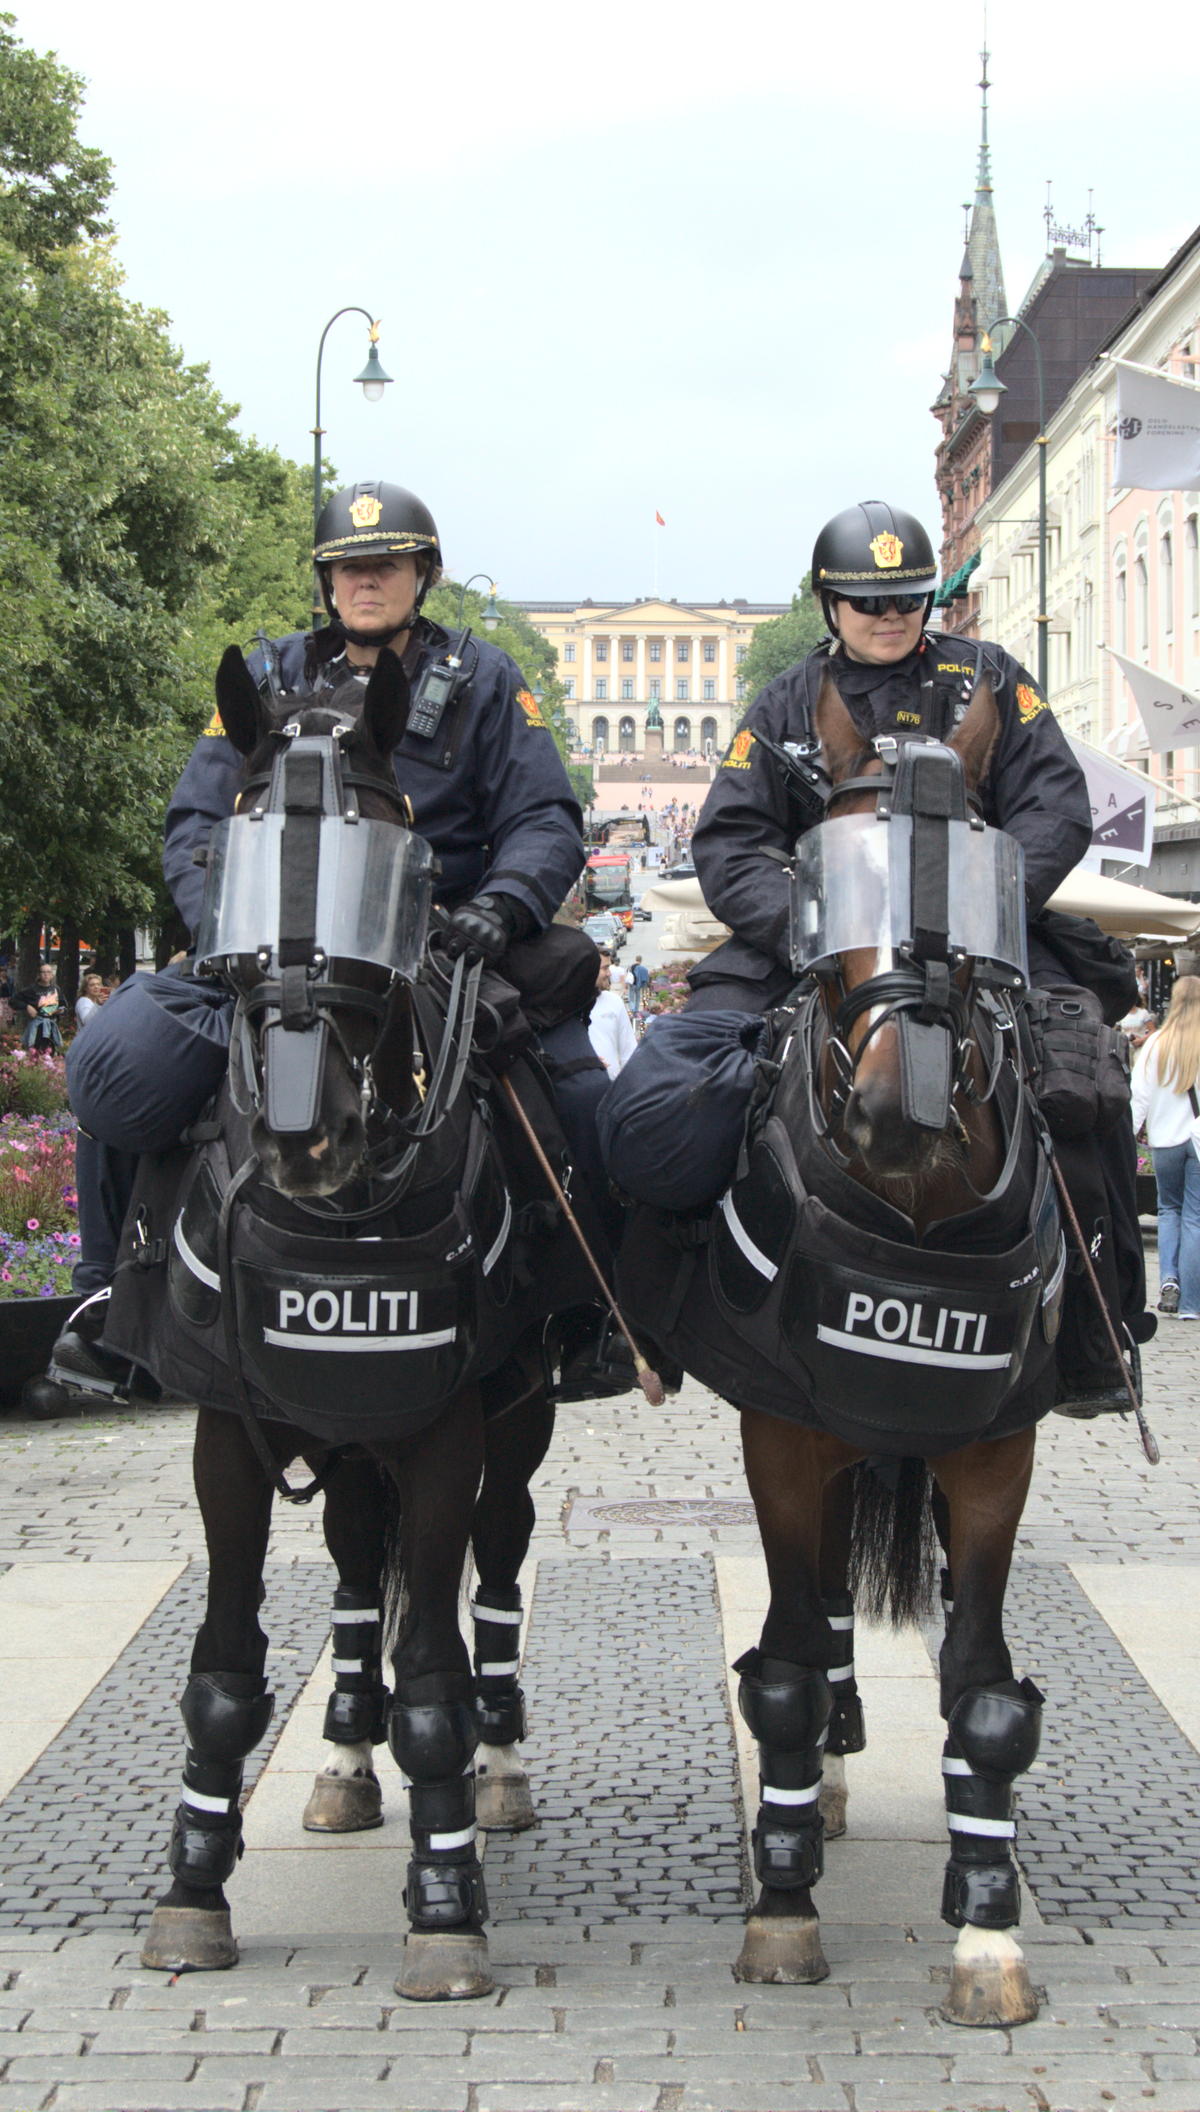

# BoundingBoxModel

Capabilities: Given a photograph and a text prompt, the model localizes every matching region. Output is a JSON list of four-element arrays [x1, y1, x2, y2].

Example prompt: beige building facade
[[514, 597, 789, 755]]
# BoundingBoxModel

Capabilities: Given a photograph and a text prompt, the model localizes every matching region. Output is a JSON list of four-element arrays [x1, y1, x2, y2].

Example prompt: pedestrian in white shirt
[[588, 963, 638, 1081], [1131, 975, 1200, 1317]]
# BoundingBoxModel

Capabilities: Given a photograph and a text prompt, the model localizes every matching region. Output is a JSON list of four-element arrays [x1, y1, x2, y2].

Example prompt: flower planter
[[0, 1294, 76, 1408]]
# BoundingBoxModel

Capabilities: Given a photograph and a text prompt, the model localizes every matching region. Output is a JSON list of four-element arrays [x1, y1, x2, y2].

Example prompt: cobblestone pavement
[[3, 1246, 1200, 2108]]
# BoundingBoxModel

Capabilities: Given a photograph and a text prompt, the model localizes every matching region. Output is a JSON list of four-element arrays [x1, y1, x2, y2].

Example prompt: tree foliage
[[426, 579, 592, 808], [736, 573, 827, 717], [0, 19, 315, 943]]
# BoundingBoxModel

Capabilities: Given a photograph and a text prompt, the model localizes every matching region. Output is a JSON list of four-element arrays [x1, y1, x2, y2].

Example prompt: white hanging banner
[[1112, 361, 1200, 490], [1107, 646, 1200, 755], [1067, 736, 1155, 869]]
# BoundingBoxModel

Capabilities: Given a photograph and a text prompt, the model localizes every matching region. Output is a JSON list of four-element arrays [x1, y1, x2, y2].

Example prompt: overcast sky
[[14, 0, 1200, 605]]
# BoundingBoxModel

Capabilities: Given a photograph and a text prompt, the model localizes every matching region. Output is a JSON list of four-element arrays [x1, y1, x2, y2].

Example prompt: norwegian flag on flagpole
[[655, 511, 665, 526]]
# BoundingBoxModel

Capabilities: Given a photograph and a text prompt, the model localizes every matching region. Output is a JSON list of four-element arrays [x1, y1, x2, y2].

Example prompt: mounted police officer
[[41, 480, 586, 1407], [690, 498, 1150, 1411]]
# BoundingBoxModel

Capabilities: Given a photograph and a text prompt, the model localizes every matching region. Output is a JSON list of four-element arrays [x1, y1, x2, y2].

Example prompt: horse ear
[[813, 672, 864, 784], [361, 647, 411, 756], [947, 680, 1000, 796], [215, 647, 269, 756]]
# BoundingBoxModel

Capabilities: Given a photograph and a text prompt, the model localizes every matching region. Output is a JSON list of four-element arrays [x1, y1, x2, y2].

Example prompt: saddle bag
[[1024, 985, 1131, 1140], [597, 1010, 770, 1214]]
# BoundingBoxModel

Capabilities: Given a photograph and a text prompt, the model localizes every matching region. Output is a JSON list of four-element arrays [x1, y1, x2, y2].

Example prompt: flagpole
[[654, 519, 659, 601]]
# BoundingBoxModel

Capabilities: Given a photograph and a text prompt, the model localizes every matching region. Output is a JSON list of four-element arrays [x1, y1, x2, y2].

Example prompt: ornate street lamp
[[455, 575, 502, 630], [312, 309, 392, 627], [969, 321, 1048, 691]]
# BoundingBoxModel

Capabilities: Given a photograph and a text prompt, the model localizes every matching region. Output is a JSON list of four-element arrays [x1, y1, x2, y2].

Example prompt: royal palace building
[[513, 596, 789, 755]]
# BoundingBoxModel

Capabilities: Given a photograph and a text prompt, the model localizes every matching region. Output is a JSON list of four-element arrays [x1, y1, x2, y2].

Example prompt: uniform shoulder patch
[[203, 708, 225, 737], [723, 727, 756, 769], [516, 689, 548, 729], [1016, 682, 1048, 724]]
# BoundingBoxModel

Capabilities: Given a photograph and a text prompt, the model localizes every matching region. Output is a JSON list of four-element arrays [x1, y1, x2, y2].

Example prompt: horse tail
[[846, 1457, 936, 1627]]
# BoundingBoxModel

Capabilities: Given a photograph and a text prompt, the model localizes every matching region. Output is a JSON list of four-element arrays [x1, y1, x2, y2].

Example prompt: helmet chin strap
[[340, 616, 416, 649]]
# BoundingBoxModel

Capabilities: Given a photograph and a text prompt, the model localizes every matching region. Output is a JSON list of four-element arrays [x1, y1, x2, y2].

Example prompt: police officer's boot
[[20, 1290, 134, 1419]]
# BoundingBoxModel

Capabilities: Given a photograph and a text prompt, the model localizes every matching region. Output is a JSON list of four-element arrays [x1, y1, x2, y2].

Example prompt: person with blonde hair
[[1131, 975, 1200, 1317]]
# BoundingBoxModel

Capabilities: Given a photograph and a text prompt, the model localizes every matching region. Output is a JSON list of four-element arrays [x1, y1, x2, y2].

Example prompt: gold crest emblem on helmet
[[349, 493, 383, 529], [869, 532, 903, 570]]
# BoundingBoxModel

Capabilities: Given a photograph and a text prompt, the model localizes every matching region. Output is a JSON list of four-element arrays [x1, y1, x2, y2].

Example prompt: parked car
[[582, 912, 626, 955]]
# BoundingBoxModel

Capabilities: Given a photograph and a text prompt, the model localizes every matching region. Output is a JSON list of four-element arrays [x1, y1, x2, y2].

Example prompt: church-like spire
[[976, 29, 992, 192], [965, 15, 1006, 340]]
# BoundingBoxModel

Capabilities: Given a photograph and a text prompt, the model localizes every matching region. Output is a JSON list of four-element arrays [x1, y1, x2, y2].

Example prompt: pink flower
[[68, 1234, 80, 1247], [0, 1271, 9, 1284], [26, 1219, 39, 1231]]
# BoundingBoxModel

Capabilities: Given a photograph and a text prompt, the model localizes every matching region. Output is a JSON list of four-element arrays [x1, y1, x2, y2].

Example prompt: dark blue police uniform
[[66, 619, 585, 1293]]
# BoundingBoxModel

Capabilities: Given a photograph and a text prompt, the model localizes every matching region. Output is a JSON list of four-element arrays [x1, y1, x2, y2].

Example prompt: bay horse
[[111, 646, 604, 2000], [618, 674, 1064, 2026]]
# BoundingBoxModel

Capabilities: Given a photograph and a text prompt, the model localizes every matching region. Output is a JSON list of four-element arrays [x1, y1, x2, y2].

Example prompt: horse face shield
[[194, 735, 434, 1133]]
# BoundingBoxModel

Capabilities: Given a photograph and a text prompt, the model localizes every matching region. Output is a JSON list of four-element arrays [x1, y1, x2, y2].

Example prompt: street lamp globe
[[354, 340, 393, 404], [482, 591, 501, 632], [968, 336, 1006, 419]]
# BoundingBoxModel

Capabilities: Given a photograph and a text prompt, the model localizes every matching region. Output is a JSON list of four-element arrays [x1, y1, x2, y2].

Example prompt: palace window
[[650, 678, 661, 700], [649, 641, 662, 662], [621, 678, 633, 700], [677, 640, 690, 662], [701, 716, 718, 750], [594, 639, 608, 662], [563, 677, 575, 698], [594, 678, 607, 700], [592, 717, 608, 749], [674, 716, 691, 751], [619, 716, 635, 752], [676, 679, 689, 701], [703, 641, 716, 662], [564, 643, 576, 662], [736, 644, 747, 664], [703, 679, 715, 701], [622, 640, 635, 662]]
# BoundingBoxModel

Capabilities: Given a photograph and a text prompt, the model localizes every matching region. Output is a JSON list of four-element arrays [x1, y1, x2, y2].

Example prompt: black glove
[[443, 894, 533, 964]]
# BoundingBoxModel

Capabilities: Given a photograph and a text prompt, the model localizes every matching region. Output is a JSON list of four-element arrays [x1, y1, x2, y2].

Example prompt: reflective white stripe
[[332, 1607, 379, 1624], [946, 1813, 1015, 1837], [761, 1781, 821, 1806], [174, 1217, 220, 1292], [482, 1192, 512, 1277], [429, 1825, 477, 1850], [332, 1657, 363, 1674], [470, 1602, 522, 1624], [183, 1787, 233, 1814], [942, 1757, 975, 1776], [479, 1659, 520, 1677], [720, 1191, 778, 1281], [826, 1615, 854, 1632], [815, 1728, 828, 1748], [262, 1326, 456, 1352], [815, 1323, 1012, 1372], [828, 1663, 855, 1682], [1043, 1235, 1066, 1306]]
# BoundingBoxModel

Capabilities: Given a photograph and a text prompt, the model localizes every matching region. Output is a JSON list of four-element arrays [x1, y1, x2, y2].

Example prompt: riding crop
[[1049, 1152, 1160, 1466], [499, 1075, 666, 1407]]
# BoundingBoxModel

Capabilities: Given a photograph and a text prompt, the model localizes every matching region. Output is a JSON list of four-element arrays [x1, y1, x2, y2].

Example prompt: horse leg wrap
[[472, 1587, 527, 1745], [169, 1674, 274, 1892], [941, 1678, 1044, 1930], [389, 1700, 488, 1931], [736, 1651, 833, 1891], [821, 1592, 865, 1755], [322, 1586, 391, 1746]]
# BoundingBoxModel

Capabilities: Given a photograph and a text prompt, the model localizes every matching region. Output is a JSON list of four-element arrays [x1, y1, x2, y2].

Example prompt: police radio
[[406, 629, 478, 741]]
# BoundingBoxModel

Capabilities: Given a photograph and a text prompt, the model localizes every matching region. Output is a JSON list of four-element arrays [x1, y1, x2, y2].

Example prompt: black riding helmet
[[313, 480, 442, 642], [811, 502, 938, 634]]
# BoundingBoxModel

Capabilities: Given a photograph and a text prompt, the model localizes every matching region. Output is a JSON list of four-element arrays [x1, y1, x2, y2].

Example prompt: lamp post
[[312, 308, 393, 627], [968, 320, 1048, 692], [454, 574, 502, 631]]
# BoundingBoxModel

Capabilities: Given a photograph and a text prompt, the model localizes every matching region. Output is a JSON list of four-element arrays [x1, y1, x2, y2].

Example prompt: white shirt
[[588, 990, 638, 1080], [74, 995, 98, 1027], [1131, 1032, 1200, 1148]]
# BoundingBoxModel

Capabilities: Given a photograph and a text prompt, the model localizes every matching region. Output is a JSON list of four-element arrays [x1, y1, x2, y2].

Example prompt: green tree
[[0, 13, 111, 259], [736, 573, 827, 717], [425, 578, 592, 809]]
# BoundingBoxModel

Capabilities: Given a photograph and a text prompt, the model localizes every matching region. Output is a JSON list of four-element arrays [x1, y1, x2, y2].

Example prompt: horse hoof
[[818, 1785, 848, 1839], [734, 1915, 829, 1985], [140, 1906, 237, 1973], [941, 1927, 1039, 2028], [302, 1769, 383, 1833], [395, 1929, 494, 2001], [476, 1753, 537, 1832]]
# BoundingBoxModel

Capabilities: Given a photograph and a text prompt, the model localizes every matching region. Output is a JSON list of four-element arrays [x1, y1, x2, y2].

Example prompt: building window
[[622, 640, 635, 662], [702, 679, 715, 700], [619, 716, 635, 753], [703, 641, 716, 662], [677, 640, 690, 662], [1081, 580, 1094, 669], [594, 678, 607, 701], [1135, 556, 1149, 652], [592, 716, 609, 750], [736, 645, 748, 664], [650, 678, 661, 700], [1161, 527, 1174, 638], [649, 641, 662, 662], [594, 639, 608, 662], [564, 677, 575, 699], [1115, 560, 1127, 647], [701, 716, 718, 750], [621, 678, 633, 700], [1187, 515, 1199, 619], [674, 716, 691, 752], [564, 643, 576, 662], [676, 679, 689, 702], [736, 679, 747, 701]]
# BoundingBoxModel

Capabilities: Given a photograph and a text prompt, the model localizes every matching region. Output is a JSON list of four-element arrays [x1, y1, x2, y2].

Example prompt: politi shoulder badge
[[869, 531, 903, 570], [723, 728, 755, 769], [349, 492, 383, 529], [1016, 683, 1048, 724], [516, 689, 547, 728]]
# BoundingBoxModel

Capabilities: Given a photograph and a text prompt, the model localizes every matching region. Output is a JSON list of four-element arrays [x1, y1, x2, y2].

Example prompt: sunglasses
[[835, 592, 928, 617]]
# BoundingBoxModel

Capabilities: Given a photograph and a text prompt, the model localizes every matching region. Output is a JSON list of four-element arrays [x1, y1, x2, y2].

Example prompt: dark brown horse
[[129, 648, 593, 2001]]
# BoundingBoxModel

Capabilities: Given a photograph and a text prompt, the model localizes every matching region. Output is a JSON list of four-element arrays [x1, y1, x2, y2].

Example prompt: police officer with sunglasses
[[690, 499, 1091, 1010]]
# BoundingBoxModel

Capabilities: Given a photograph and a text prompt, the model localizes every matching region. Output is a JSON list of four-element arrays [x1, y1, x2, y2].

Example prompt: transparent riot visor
[[789, 811, 1028, 986], [194, 814, 434, 980]]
